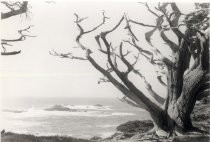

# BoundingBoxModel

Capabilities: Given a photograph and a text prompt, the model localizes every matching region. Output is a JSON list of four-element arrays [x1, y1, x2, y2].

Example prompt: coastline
[[1, 118, 209, 142], [1, 120, 153, 142], [1, 96, 209, 142]]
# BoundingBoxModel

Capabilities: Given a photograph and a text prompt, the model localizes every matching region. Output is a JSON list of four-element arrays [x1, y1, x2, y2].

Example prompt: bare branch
[[85, 11, 109, 34], [155, 3, 169, 15], [119, 43, 165, 104], [86, 53, 147, 109], [98, 76, 110, 84], [1, 1, 15, 11], [1, 25, 35, 55], [131, 53, 140, 66], [99, 16, 125, 76], [157, 75, 167, 86], [161, 57, 174, 69], [124, 38, 153, 59], [101, 16, 124, 36], [99, 16, 164, 108], [95, 35, 102, 49], [124, 39, 161, 71], [144, 79, 165, 104], [1, 42, 12, 52], [160, 29, 179, 52], [1, 50, 21, 56], [129, 20, 159, 28], [49, 50, 88, 60], [156, 3, 191, 45], [118, 96, 141, 108], [132, 68, 165, 105], [75, 12, 109, 50], [144, 15, 164, 46], [124, 15, 139, 41], [124, 35, 173, 70], [119, 42, 133, 75], [74, 13, 88, 23], [139, 2, 160, 18], [1, 25, 36, 43], [1, 1, 28, 20], [170, 3, 182, 27]]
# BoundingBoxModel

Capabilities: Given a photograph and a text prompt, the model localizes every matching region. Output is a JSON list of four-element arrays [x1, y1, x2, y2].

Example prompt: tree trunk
[[87, 30, 209, 136], [152, 36, 208, 135], [147, 69, 208, 135], [71, 3, 209, 136]]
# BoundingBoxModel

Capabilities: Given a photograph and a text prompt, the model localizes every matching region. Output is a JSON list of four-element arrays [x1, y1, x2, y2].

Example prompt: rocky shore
[[1, 97, 209, 142], [101, 96, 210, 142]]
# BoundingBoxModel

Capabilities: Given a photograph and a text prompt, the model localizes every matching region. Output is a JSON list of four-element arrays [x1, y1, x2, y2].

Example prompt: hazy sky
[[0, 1, 196, 99]]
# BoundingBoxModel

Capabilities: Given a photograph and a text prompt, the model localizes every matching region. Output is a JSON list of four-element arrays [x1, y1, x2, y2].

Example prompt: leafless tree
[[52, 3, 209, 136], [1, 1, 35, 55]]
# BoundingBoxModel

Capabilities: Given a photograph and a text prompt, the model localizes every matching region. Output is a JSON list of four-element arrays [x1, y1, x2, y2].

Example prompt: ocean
[[1, 97, 150, 139]]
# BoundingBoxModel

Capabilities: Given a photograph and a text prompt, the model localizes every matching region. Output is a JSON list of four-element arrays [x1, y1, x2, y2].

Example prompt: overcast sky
[[0, 1, 196, 100]]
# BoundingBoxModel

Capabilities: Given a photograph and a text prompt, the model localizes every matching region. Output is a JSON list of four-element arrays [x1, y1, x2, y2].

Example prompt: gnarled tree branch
[[1, 25, 35, 56], [1, 1, 28, 20]]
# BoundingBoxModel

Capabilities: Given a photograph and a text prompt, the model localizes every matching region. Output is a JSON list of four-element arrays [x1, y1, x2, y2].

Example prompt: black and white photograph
[[0, 1, 209, 142]]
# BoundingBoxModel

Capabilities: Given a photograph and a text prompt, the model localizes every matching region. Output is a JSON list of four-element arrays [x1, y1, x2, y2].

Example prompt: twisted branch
[[1, 1, 28, 20], [1, 25, 35, 56], [49, 50, 88, 60]]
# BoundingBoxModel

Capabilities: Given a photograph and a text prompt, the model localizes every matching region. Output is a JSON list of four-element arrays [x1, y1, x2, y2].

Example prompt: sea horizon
[[1, 97, 150, 139]]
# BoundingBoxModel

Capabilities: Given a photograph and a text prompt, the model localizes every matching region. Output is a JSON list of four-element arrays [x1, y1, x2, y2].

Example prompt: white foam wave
[[3, 109, 136, 118], [111, 112, 135, 116], [1, 119, 46, 133], [66, 105, 112, 111], [2, 104, 112, 115], [2, 108, 103, 118], [100, 132, 115, 138], [97, 124, 118, 128], [2, 105, 136, 119]]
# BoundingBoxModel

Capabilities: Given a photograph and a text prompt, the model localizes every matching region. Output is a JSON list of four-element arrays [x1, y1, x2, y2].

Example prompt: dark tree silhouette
[[1, 1, 35, 55], [52, 3, 209, 136]]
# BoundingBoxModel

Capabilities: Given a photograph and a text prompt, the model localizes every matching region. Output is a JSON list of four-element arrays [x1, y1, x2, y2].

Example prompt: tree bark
[[69, 3, 210, 136]]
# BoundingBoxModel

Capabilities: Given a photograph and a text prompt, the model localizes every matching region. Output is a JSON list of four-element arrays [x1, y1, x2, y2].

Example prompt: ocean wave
[[2, 104, 112, 115], [97, 124, 118, 128], [100, 132, 115, 138], [43, 104, 112, 112], [66, 104, 112, 111], [2, 108, 136, 118], [2, 107, 102, 118], [2, 109, 26, 113], [2, 104, 137, 118], [111, 112, 135, 116]]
